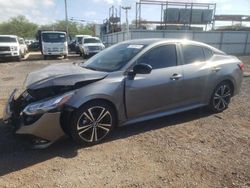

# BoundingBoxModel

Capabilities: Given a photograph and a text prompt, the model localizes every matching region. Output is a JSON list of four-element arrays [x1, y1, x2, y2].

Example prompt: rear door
[[125, 44, 184, 118], [179, 44, 214, 105]]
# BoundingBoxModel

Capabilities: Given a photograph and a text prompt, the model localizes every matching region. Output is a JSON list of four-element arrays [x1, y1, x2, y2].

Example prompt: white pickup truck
[[0, 35, 27, 61]]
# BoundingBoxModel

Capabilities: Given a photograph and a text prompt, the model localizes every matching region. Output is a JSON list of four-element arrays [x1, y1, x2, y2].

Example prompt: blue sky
[[0, 0, 249, 26]]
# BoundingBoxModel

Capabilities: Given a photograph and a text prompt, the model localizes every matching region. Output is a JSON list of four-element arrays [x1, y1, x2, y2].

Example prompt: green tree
[[0, 15, 96, 39], [0, 16, 38, 38]]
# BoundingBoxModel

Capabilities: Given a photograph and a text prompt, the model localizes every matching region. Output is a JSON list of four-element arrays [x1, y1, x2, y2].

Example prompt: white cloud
[[84, 11, 97, 17], [0, 0, 55, 24]]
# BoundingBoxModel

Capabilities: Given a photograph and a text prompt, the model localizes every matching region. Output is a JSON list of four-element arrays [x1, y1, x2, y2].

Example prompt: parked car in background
[[75, 35, 92, 54], [79, 37, 105, 58], [28, 41, 40, 52], [68, 39, 76, 52], [25, 39, 34, 46], [19, 38, 28, 53], [2, 39, 244, 148], [37, 30, 68, 60], [0, 35, 27, 61]]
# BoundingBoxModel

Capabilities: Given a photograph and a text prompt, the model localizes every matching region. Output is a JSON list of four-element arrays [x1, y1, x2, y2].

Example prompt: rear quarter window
[[182, 45, 205, 64], [203, 47, 214, 60]]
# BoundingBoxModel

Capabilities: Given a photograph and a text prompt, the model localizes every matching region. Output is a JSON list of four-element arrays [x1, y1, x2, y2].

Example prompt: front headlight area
[[10, 46, 18, 51], [23, 92, 74, 117]]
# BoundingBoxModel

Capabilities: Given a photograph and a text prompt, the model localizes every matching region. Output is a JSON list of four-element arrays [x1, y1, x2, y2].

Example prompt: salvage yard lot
[[0, 53, 249, 187]]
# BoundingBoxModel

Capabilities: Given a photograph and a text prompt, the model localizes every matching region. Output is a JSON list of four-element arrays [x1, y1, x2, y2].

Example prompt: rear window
[[182, 45, 205, 64], [77, 37, 83, 42]]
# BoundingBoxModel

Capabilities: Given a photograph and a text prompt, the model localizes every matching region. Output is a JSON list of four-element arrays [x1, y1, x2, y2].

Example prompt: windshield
[[84, 38, 101, 44], [82, 43, 147, 72], [0, 37, 17, 43], [42, 33, 66, 43]]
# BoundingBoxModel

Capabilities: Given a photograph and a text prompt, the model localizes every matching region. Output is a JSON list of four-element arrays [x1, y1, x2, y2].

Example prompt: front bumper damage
[[3, 89, 66, 148]]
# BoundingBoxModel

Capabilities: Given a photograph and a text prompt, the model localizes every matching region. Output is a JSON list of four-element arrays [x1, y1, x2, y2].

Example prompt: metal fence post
[[244, 32, 249, 55]]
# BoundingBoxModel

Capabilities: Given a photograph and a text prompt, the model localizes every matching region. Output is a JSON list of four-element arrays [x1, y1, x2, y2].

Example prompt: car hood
[[0, 42, 18, 46], [25, 63, 108, 90]]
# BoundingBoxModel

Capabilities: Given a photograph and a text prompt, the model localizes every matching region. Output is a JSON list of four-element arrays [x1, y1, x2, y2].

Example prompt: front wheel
[[208, 82, 233, 113], [63, 55, 68, 59], [16, 54, 22, 62], [70, 101, 116, 145]]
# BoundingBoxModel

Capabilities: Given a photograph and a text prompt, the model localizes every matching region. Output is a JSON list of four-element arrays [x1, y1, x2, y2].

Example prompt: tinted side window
[[203, 47, 214, 60], [182, 45, 205, 64], [137, 45, 177, 69]]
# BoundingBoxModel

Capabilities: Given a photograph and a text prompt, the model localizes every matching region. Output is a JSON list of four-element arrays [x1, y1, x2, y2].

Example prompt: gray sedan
[[3, 39, 244, 148]]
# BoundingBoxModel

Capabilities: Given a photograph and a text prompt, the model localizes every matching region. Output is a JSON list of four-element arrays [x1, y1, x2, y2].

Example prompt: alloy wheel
[[76, 106, 112, 143], [213, 84, 231, 111]]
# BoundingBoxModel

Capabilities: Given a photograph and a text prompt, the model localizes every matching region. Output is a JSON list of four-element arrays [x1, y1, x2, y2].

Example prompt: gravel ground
[[0, 52, 249, 187]]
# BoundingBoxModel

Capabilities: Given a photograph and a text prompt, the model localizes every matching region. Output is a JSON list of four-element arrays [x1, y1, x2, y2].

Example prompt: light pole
[[122, 6, 131, 40], [64, 0, 69, 39]]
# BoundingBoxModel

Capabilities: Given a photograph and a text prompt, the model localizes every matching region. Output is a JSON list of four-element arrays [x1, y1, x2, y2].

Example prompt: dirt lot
[[0, 53, 249, 188]]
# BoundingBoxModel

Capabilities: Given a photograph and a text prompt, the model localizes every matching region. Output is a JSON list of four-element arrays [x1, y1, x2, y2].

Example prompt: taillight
[[238, 63, 244, 70]]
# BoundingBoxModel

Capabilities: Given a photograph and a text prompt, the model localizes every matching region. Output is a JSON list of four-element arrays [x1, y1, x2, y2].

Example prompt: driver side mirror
[[128, 63, 152, 79], [133, 63, 152, 74]]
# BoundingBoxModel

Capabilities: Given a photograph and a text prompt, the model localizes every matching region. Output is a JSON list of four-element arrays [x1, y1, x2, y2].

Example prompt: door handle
[[170, 73, 182, 80], [212, 67, 221, 72]]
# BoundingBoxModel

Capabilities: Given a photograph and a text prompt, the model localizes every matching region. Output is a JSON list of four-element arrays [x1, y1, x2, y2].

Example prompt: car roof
[[121, 38, 203, 45], [121, 38, 224, 54]]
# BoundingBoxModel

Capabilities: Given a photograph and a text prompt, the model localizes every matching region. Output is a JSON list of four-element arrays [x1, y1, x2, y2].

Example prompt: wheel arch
[[60, 98, 119, 136], [214, 77, 235, 96]]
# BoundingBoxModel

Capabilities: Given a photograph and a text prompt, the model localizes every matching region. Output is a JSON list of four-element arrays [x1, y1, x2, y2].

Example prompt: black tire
[[44, 55, 47, 60], [79, 52, 82, 56], [21, 52, 25, 58], [16, 55, 22, 62], [70, 101, 116, 145], [208, 81, 233, 113], [64, 55, 68, 59]]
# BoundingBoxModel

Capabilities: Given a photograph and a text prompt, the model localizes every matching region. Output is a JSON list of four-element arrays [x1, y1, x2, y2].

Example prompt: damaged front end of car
[[3, 68, 107, 149]]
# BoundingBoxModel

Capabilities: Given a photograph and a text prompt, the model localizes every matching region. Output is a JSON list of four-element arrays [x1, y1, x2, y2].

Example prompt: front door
[[125, 44, 183, 118]]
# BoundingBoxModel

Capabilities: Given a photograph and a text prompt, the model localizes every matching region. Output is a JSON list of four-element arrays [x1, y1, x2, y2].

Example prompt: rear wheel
[[70, 101, 116, 145], [209, 82, 233, 113], [44, 55, 47, 60], [64, 55, 68, 59]]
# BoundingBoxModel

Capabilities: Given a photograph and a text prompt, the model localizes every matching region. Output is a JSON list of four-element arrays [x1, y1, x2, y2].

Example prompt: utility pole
[[64, 0, 69, 40], [122, 6, 131, 40]]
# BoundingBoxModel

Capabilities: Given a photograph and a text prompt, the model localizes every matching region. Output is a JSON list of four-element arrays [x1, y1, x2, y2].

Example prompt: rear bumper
[[3, 89, 65, 142]]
